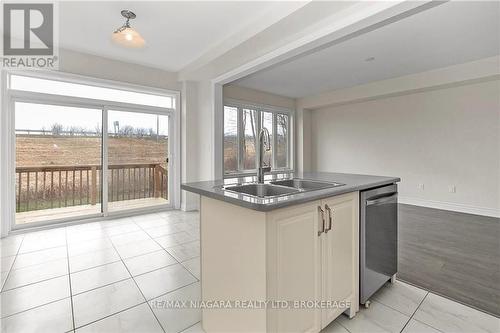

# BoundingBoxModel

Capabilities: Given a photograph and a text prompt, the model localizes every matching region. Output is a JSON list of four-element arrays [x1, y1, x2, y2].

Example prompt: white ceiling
[[232, 1, 500, 98], [59, 1, 292, 72]]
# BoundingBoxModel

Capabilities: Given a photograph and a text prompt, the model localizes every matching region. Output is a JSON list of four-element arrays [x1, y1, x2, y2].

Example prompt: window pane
[[15, 102, 102, 225], [261, 111, 273, 168], [107, 111, 169, 212], [11, 75, 173, 108], [224, 106, 238, 173], [242, 108, 257, 170], [276, 113, 289, 168]]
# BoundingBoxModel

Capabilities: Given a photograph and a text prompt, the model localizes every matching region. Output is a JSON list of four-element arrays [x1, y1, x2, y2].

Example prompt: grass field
[[16, 135, 168, 213], [16, 135, 168, 167]]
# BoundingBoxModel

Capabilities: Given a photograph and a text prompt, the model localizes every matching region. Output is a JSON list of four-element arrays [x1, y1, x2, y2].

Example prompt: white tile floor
[[1, 210, 499, 333]]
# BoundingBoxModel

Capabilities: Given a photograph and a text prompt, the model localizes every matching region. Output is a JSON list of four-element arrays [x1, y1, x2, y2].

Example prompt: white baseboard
[[181, 203, 199, 212], [398, 196, 500, 218]]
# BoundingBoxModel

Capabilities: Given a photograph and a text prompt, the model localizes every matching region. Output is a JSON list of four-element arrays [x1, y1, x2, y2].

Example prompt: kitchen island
[[182, 172, 400, 333]]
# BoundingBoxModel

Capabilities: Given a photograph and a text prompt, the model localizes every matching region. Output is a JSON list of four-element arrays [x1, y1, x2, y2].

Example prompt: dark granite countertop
[[181, 172, 400, 212]]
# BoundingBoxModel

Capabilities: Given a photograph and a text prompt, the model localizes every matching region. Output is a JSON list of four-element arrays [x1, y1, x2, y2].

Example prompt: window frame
[[223, 98, 294, 177], [1, 69, 181, 234]]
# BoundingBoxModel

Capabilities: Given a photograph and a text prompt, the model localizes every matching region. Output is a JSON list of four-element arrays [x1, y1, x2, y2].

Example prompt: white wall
[[181, 81, 200, 211], [197, 81, 216, 181], [59, 49, 181, 91], [224, 84, 295, 109], [295, 107, 312, 173], [311, 80, 500, 216]]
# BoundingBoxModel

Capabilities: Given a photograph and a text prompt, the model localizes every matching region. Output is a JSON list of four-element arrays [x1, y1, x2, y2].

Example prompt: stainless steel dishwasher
[[360, 184, 398, 306]]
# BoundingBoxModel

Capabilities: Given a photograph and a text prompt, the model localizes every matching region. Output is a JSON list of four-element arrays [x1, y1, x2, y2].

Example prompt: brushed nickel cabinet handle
[[325, 204, 333, 232], [318, 206, 325, 236]]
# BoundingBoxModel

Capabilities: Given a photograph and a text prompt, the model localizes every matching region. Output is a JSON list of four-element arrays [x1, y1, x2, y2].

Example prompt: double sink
[[223, 178, 344, 199]]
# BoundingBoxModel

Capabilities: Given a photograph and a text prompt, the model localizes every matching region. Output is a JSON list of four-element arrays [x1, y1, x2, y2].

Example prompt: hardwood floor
[[397, 204, 500, 317]]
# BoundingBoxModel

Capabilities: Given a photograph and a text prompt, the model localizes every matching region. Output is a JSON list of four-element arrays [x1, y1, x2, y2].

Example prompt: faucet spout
[[257, 127, 271, 183]]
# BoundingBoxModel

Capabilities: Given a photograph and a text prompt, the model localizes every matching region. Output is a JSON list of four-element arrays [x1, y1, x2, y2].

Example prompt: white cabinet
[[200, 192, 359, 333], [320, 193, 359, 327], [266, 202, 322, 333], [267, 192, 359, 332]]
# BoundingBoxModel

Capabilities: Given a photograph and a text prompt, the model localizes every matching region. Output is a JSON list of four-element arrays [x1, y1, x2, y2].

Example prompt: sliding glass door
[[107, 110, 170, 212], [13, 103, 172, 227], [15, 102, 103, 225], [5, 72, 178, 230]]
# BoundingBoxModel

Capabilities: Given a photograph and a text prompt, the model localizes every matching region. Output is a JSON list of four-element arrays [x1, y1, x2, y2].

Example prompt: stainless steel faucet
[[257, 127, 271, 183]]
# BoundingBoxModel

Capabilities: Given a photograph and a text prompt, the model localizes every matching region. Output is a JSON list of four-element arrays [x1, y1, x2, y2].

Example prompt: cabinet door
[[267, 202, 322, 333], [321, 192, 359, 327]]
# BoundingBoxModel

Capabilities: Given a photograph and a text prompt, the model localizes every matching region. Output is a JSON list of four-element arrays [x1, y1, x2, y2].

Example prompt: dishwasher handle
[[366, 193, 397, 206]]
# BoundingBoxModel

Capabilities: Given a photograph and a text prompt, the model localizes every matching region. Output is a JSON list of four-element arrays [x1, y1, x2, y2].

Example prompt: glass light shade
[[112, 27, 145, 48]]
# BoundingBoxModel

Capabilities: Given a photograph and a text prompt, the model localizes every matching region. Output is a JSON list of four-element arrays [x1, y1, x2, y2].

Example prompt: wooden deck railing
[[16, 163, 168, 212]]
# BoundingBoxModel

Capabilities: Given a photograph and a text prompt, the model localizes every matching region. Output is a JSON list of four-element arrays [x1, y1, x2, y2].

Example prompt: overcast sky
[[15, 102, 169, 135]]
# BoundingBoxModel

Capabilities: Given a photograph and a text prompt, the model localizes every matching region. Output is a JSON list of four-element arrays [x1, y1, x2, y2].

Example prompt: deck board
[[16, 198, 169, 225]]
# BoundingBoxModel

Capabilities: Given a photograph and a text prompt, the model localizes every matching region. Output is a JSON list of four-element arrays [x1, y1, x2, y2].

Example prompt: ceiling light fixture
[[112, 10, 145, 48]]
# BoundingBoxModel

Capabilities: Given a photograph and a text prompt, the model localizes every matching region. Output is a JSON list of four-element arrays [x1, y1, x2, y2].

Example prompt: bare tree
[[95, 124, 102, 137], [277, 114, 288, 138], [250, 111, 257, 142], [276, 114, 288, 166], [240, 110, 258, 168], [67, 126, 75, 136], [134, 127, 148, 137], [120, 125, 134, 137], [51, 123, 63, 136], [242, 112, 247, 156]]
